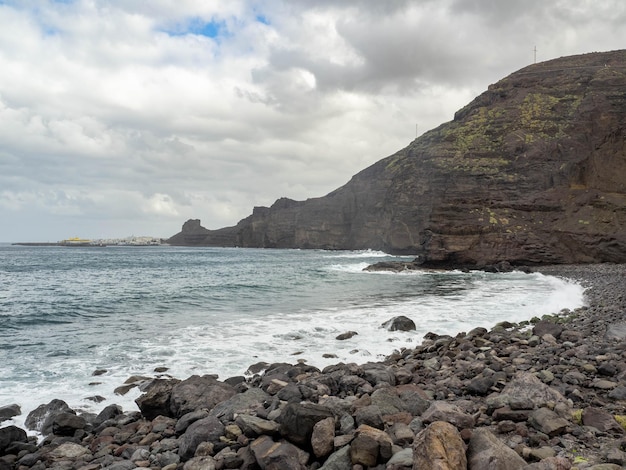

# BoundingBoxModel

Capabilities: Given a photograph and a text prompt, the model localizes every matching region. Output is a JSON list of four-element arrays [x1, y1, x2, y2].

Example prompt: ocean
[[0, 244, 585, 432]]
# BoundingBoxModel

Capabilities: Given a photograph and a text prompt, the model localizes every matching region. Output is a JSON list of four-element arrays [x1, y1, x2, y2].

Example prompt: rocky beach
[[1, 263, 625, 470]]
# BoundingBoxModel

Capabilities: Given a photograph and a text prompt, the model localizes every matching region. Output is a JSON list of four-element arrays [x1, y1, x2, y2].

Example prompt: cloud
[[0, 0, 625, 241]]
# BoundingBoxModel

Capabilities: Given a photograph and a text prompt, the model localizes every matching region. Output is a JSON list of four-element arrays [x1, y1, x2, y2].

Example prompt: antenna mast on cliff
[[534, 45, 537, 64]]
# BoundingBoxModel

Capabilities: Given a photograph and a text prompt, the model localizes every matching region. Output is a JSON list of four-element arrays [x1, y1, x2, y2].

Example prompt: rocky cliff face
[[168, 50, 626, 266]]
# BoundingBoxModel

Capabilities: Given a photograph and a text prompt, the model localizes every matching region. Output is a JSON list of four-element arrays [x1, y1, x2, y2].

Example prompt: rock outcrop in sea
[[2, 264, 626, 469], [168, 50, 626, 266]]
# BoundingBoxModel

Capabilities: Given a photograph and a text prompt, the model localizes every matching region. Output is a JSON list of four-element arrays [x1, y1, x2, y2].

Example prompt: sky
[[1, 0, 625, 242]]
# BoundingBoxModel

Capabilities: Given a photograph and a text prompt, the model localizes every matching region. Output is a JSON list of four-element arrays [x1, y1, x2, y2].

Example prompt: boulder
[[528, 408, 570, 437], [52, 411, 87, 436], [0, 425, 28, 454], [582, 407, 624, 433], [412, 421, 467, 470], [250, 435, 309, 470], [279, 402, 333, 446], [349, 424, 393, 467], [24, 399, 73, 436], [499, 372, 567, 408], [382, 316, 417, 331], [235, 414, 281, 437], [178, 416, 225, 461], [209, 387, 269, 422], [532, 320, 564, 339], [319, 445, 351, 470], [170, 375, 237, 418], [421, 401, 475, 429], [135, 378, 180, 420], [0, 404, 20, 423], [467, 428, 527, 470], [311, 416, 335, 459]]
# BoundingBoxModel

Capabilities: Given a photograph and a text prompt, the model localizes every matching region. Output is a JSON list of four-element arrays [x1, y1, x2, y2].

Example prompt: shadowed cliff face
[[168, 50, 626, 266]]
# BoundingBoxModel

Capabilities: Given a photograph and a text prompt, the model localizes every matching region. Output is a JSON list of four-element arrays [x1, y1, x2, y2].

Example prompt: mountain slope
[[168, 50, 626, 266]]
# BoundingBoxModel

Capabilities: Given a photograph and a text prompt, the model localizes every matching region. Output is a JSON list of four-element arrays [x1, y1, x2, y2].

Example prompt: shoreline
[[1, 263, 625, 469]]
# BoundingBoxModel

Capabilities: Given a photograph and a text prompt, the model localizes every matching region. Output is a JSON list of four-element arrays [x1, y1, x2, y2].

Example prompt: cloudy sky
[[1, 0, 625, 242]]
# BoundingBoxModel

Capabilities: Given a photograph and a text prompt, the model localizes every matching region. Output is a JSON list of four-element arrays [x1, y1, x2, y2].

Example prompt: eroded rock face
[[168, 50, 626, 266]]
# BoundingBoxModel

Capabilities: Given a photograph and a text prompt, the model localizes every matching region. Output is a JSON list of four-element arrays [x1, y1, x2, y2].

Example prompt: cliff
[[168, 50, 626, 266]]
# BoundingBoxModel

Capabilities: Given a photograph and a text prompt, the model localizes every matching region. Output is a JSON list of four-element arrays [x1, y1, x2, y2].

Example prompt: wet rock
[[135, 378, 179, 420], [413, 421, 467, 470], [52, 411, 87, 436], [533, 321, 564, 339], [382, 316, 417, 332], [336, 331, 358, 340], [0, 404, 20, 424], [24, 399, 74, 435]]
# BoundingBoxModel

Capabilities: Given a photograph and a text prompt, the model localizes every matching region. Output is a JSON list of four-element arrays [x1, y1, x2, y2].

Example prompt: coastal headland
[[168, 50, 626, 267], [1, 263, 626, 469]]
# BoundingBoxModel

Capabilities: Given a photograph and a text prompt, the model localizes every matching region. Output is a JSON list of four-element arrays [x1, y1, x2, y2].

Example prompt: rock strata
[[1, 264, 626, 469]]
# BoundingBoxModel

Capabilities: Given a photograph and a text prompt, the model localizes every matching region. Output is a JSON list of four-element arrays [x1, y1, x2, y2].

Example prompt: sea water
[[0, 244, 585, 431]]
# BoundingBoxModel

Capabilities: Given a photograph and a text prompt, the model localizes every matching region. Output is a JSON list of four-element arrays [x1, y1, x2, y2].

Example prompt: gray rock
[[318, 445, 351, 470], [178, 416, 225, 461], [135, 378, 180, 420], [533, 320, 564, 339], [24, 399, 73, 436], [209, 387, 269, 422], [0, 425, 28, 454], [170, 375, 236, 418], [467, 428, 527, 470], [421, 401, 475, 429], [279, 402, 333, 446], [382, 316, 417, 331], [52, 411, 86, 436], [235, 414, 280, 437], [582, 407, 624, 433], [500, 372, 567, 408], [605, 322, 626, 340], [0, 404, 21, 423], [250, 435, 309, 470], [528, 407, 570, 437]]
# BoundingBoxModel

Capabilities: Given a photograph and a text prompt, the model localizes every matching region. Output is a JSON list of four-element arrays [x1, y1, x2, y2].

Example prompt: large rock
[[24, 399, 73, 436], [349, 424, 393, 467], [421, 401, 475, 429], [279, 402, 334, 446], [0, 425, 28, 454], [250, 435, 309, 470], [135, 378, 180, 420], [0, 405, 20, 424], [382, 316, 417, 331], [178, 416, 225, 461], [467, 428, 527, 470], [169, 375, 237, 418], [168, 50, 626, 266], [413, 421, 467, 470]]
